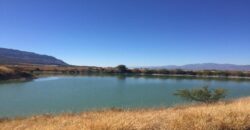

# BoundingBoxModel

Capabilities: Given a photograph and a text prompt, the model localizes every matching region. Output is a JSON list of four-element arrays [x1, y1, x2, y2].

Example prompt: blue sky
[[0, 0, 249, 67]]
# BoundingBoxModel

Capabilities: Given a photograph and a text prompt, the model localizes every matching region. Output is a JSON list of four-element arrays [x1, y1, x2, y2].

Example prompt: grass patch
[[0, 97, 249, 130]]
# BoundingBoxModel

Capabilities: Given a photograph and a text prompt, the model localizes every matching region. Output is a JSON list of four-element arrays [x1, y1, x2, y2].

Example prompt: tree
[[174, 86, 227, 103], [116, 65, 128, 73]]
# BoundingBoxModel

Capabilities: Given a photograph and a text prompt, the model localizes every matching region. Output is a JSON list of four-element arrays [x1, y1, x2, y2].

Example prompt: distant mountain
[[138, 63, 250, 71], [0, 48, 68, 66]]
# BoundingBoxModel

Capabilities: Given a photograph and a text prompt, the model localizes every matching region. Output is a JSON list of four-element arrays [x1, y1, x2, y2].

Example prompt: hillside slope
[[0, 48, 68, 66]]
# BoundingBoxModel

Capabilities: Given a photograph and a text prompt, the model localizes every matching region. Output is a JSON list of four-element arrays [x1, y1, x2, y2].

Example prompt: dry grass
[[0, 66, 14, 74], [0, 98, 250, 130]]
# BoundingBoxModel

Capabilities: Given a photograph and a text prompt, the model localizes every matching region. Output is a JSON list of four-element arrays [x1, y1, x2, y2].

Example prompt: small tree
[[116, 65, 128, 73], [174, 86, 227, 103]]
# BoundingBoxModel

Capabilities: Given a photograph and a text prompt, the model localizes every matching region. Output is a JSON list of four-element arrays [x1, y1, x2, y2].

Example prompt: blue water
[[0, 75, 250, 117]]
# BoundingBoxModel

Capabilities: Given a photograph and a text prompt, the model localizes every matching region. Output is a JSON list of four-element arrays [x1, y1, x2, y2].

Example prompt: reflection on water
[[34, 77, 60, 82]]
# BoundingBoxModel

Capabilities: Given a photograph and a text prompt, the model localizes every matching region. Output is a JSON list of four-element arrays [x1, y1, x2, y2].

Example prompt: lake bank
[[2, 64, 250, 81], [0, 97, 249, 130], [0, 66, 34, 81]]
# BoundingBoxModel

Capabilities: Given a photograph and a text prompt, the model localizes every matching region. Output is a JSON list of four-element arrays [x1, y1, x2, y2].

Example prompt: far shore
[[35, 73, 250, 81], [151, 73, 250, 79], [1, 64, 250, 81]]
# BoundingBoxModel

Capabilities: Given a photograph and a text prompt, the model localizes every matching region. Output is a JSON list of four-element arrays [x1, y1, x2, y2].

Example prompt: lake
[[0, 75, 250, 117]]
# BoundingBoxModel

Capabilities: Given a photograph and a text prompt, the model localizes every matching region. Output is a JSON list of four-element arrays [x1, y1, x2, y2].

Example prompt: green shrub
[[174, 86, 227, 103]]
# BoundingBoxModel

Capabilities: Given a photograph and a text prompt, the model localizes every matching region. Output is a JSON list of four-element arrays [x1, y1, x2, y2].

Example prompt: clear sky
[[0, 0, 249, 67]]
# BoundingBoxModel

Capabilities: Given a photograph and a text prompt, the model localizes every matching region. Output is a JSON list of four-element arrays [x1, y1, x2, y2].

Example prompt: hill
[[0, 48, 68, 66], [142, 63, 250, 71]]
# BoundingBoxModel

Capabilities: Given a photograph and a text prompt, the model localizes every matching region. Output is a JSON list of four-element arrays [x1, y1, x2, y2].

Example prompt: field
[[0, 97, 249, 130]]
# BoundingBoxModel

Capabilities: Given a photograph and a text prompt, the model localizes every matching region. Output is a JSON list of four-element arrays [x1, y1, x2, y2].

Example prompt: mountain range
[[139, 63, 250, 71], [1, 47, 250, 71], [0, 48, 68, 66]]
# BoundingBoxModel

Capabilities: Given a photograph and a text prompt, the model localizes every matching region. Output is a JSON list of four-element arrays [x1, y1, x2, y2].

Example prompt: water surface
[[0, 75, 250, 117]]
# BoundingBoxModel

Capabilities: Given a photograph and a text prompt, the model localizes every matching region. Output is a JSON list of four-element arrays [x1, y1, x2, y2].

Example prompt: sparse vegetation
[[0, 66, 34, 81], [0, 97, 249, 130], [174, 86, 227, 103], [1, 64, 250, 81]]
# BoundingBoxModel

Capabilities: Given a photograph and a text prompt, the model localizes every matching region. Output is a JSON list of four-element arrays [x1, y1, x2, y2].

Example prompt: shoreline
[[34, 72, 250, 81], [0, 77, 34, 83], [151, 73, 250, 79], [1, 65, 250, 81], [2, 72, 250, 82], [0, 66, 35, 81], [0, 97, 249, 130]]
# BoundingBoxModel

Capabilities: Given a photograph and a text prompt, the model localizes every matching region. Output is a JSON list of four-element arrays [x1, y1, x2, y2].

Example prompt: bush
[[174, 86, 227, 103]]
